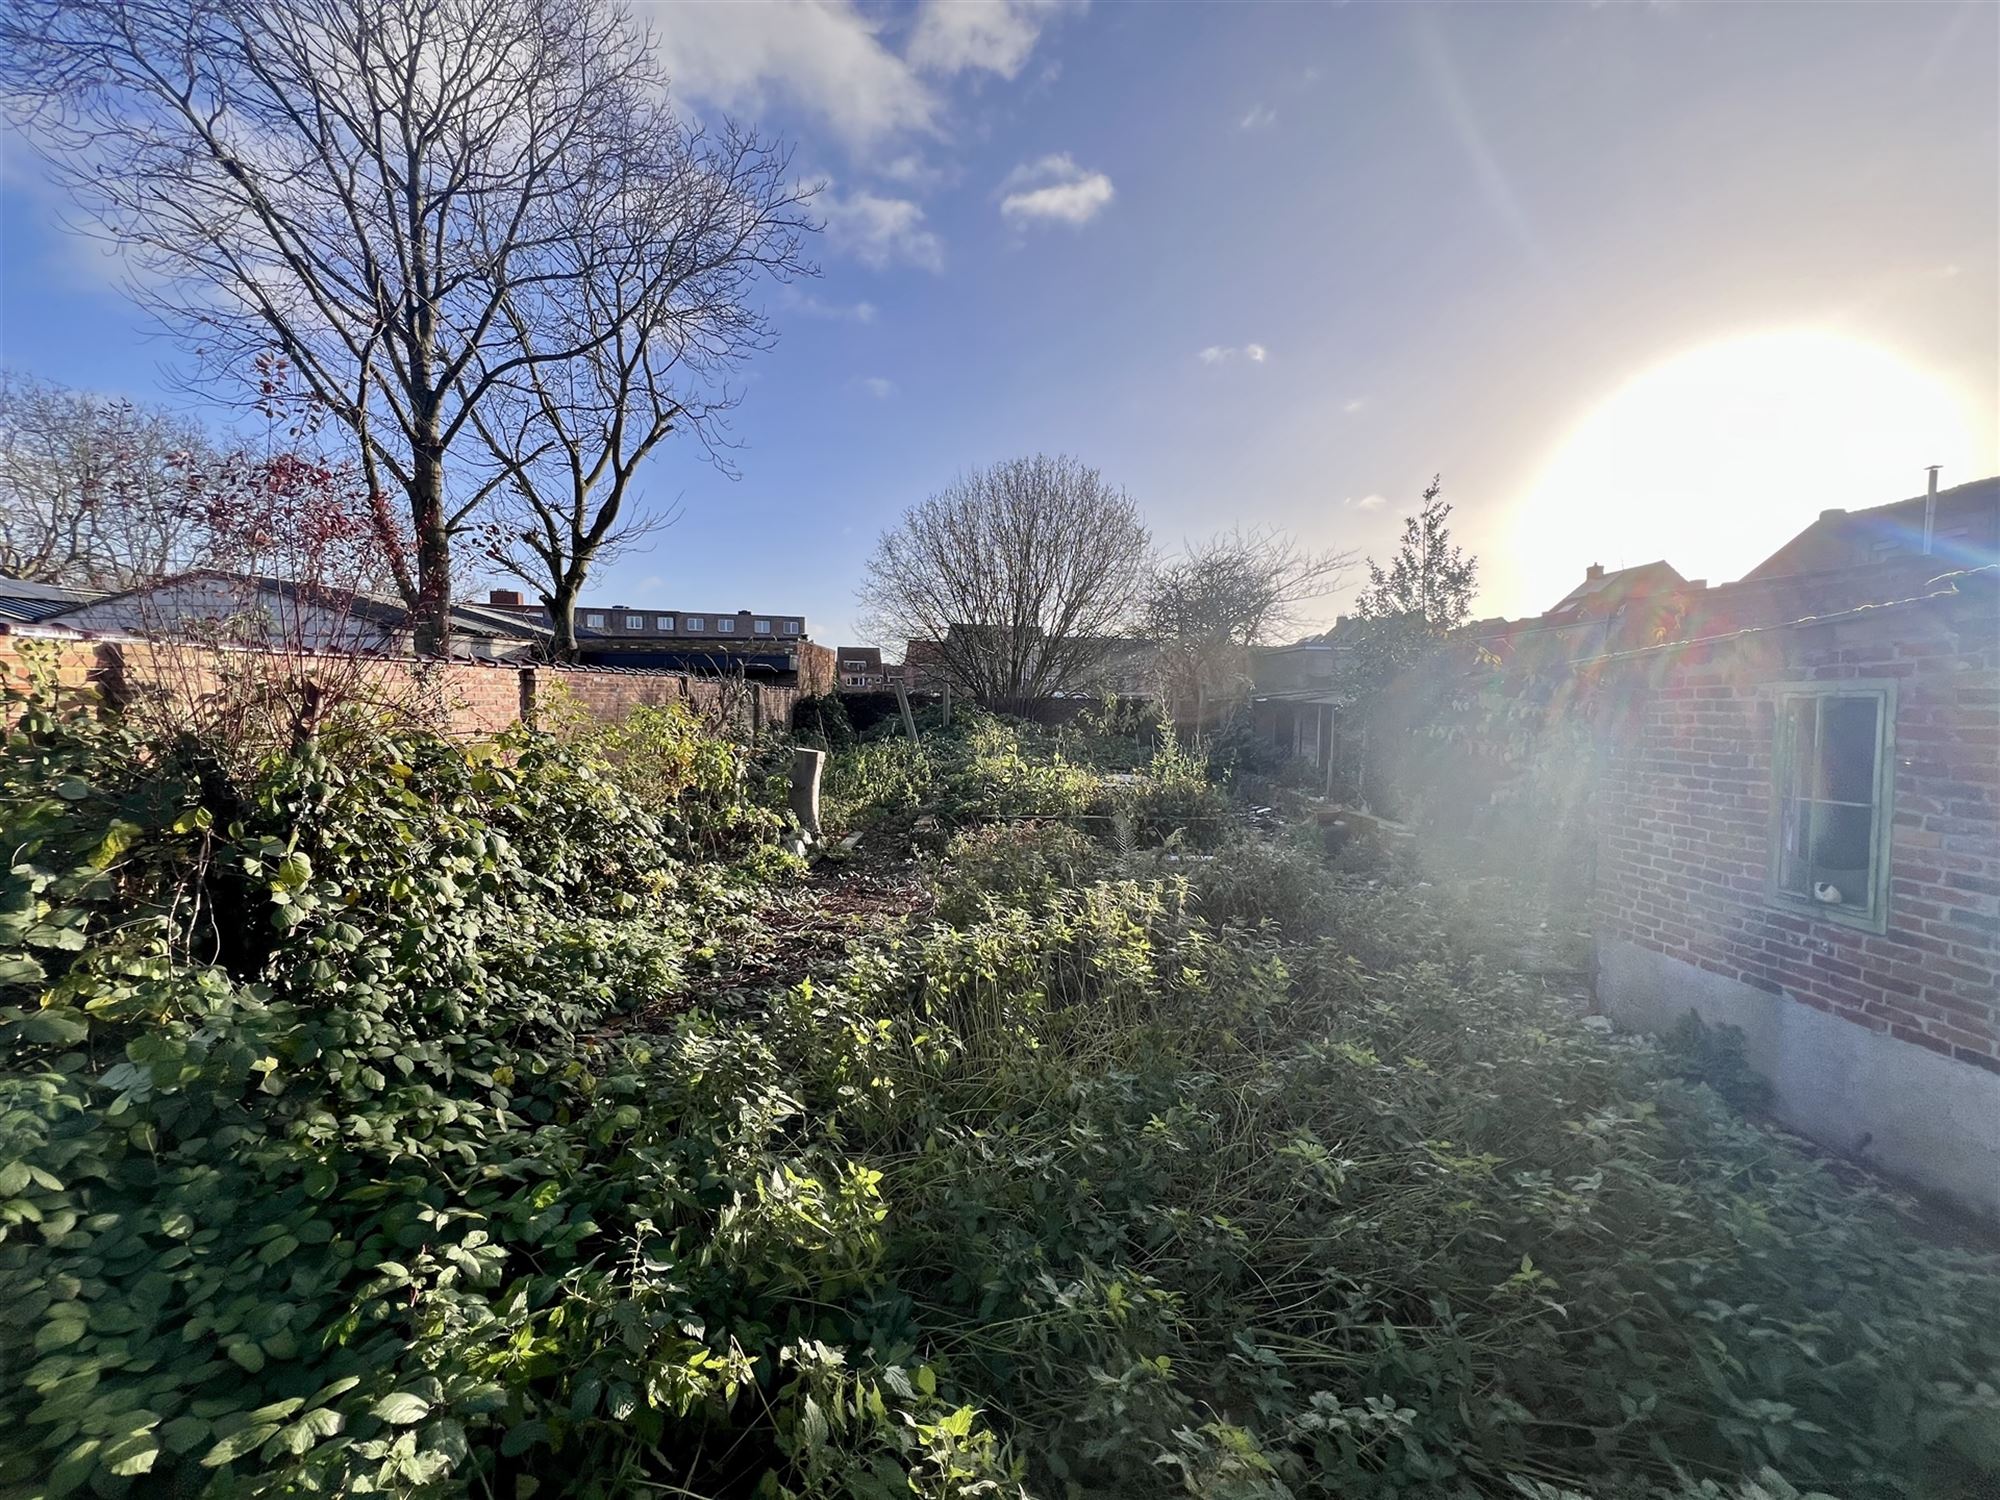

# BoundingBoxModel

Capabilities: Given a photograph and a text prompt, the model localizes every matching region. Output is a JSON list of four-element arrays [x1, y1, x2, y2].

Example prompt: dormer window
[[685, 616, 704, 632], [754, 619, 771, 634], [717, 617, 735, 633], [624, 614, 647, 630]]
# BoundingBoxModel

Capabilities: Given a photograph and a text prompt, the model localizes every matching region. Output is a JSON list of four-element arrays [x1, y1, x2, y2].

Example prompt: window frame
[[754, 618, 772, 635], [623, 614, 647, 631], [582, 612, 606, 629], [684, 616, 704, 632], [1764, 678, 1897, 934], [716, 616, 736, 634]]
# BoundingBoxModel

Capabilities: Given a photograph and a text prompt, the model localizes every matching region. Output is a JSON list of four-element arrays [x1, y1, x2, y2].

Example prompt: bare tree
[[1142, 528, 1351, 723], [0, 369, 209, 587], [0, 0, 765, 654], [858, 455, 1151, 709], [472, 125, 813, 659]]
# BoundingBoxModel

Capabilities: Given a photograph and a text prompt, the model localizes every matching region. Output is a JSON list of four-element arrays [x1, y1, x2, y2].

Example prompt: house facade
[[836, 646, 886, 690], [1592, 567, 1998, 1215]]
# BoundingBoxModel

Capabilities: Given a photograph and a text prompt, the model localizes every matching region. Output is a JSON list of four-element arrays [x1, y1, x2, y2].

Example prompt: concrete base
[[1595, 937, 2000, 1221]]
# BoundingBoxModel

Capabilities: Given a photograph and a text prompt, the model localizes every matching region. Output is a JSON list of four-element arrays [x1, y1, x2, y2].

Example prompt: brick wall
[[0, 627, 797, 740], [1594, 587, 2000, 1074]]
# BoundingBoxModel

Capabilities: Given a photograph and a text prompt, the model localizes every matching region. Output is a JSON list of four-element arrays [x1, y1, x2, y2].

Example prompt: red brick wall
[[1594, 590, 2000, 1073], [0, 628, 797, 739]]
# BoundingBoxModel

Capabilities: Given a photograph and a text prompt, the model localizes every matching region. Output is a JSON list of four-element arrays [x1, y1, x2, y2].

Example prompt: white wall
[[1596, 936, 2000, 1220]]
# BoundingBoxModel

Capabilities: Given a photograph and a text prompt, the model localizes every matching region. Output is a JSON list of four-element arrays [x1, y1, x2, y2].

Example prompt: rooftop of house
[[1542, 560, 1694, 620], [46, 570, 550, 643], [0, 575, 108, 624], [1744, 474, 2000, 581]]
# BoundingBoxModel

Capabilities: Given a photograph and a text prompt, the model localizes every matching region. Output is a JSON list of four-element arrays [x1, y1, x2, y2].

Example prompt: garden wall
[[0, 626, 798, 739]]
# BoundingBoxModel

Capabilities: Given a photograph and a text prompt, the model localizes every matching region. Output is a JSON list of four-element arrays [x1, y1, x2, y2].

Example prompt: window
[[684, 616, 703, 632], [754, 618, 771, 635], [624, 614, 647, 630], [717, 617, 735, 633], [1769, 682, 1894, 931], [582, 612, 606, 629], [786, 619, 802, 634]]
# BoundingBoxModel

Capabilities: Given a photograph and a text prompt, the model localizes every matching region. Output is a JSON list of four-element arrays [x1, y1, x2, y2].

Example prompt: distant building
[[478, 591, 832, 692], [895, 627, 1160, 702], [836, 646, 886, 690]]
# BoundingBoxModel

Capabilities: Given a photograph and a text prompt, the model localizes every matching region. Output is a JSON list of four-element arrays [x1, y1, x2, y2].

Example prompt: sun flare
[[1509, 330, 1984, 612]]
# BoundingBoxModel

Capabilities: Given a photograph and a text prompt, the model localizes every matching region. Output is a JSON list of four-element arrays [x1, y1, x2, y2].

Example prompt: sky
[[1, 1, 1995, 648]]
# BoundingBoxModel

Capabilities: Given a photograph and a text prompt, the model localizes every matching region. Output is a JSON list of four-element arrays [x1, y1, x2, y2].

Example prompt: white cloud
[[998, 153, 1114, 227], [787, 291, 878, 322], [907, 0, 1078, 79], [858, 376, 898, 399], [1342, 396, 1367, 415], [646, 1, 939, 154], [1197, 343, 1271, 365], [1344, 494, 1388, 510], [820, 188, 945, 271], [878, 152, 954, 190], [1238, 105, 1277, 130]]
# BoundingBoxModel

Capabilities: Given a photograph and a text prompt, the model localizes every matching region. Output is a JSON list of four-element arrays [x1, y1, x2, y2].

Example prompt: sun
[[1507, 330, 1985, 613]]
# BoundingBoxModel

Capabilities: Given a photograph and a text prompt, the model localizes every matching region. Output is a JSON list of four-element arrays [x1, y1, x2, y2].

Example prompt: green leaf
[[99, 1429, 160, 1478], [226, 1341, 266, 1373], [34, 1314, 86, 1353], [372, 1391, 431, 1425], [202, 1423, 281, 1467]]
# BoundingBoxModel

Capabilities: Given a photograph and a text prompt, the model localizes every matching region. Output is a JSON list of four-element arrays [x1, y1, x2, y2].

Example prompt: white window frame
[[786, 619, 802, 634], [624, 614, 647, 630], [717, 617, 735, 633], [583, 612, 606, 629], [684, 616, 704, 632], [754, 618, 772, 635]]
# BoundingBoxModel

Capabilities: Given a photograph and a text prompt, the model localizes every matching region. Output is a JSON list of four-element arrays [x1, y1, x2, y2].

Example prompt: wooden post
[[941, 681, 953, 728], [789, 746, 825, 846], [894, 680, 918, 744]]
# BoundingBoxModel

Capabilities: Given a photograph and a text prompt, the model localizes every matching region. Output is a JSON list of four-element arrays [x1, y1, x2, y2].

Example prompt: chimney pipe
[[1586, 563, 1605, 582], [1923, 465, 1940, 555]]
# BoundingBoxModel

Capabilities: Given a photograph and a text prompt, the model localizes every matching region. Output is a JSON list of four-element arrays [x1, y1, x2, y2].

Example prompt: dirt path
[[630, 851, 933, 1029]]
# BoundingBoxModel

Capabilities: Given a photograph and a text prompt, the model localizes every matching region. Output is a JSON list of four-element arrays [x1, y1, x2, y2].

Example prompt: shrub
[[5, 672, 1997, 1500]]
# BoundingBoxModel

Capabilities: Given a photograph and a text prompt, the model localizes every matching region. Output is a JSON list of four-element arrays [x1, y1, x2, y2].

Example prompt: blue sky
[[2, 1, 1995, 647]]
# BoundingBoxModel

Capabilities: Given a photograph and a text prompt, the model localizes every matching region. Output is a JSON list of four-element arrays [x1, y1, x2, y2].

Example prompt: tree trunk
[[546, 577, 581, 662], [409, 442, 453, 657]]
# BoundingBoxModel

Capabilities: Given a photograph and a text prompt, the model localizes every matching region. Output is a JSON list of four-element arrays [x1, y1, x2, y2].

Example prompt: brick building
[[836, 646, 886, 690], [1591, 555, 1998, 1215], [480, 591, 833, 693]]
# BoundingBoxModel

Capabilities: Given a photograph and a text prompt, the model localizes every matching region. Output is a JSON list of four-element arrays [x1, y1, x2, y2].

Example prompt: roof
[[1580, 565, 1995, 671], [39, 570, 551, 643], [1745, 475, 2000, 581], [0, 576, 107, 624], [1544, 560, 1688, 619]]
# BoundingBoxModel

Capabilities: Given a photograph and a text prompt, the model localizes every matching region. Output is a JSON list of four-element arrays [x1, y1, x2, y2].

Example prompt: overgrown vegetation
[[4, 667, 1997, 1499]]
